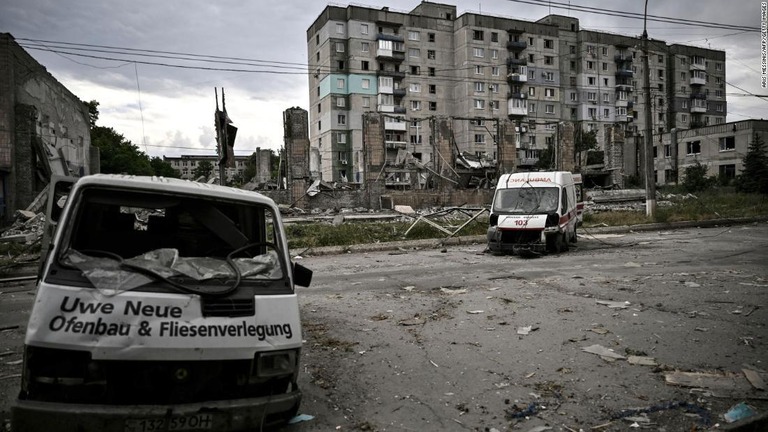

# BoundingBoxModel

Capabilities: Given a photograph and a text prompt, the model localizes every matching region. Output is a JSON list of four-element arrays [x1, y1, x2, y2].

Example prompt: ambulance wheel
[[572, 226, 578, 243], [560, 233, 569, 252]]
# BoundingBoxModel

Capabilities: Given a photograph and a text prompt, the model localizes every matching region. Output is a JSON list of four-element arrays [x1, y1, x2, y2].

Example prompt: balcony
[[506, 40, 527, 51], [690, 92, 707, 100], [615, 83, 633, 92], [384, 119, 407, 131], [507, 98, 528, 117], [393, 88, 407, 97], [518, 157, 539, 166], [377, 33, 404, 43], [615, 69, 633, 77], [378, 104, 394, 113], [506, 73, 527, 83], [616, 115, 632, 123], [615, 99, 628, 107], [691, 104, 707, 113], [507, 92, 528, 100], [376, 49, 405, 62], [690, 120, 705, 128], [385, 141, 407, 149], [614, 53, 633, 63], [506, 57, 527, 67], [377, 69, 406, 79], [393, 106, 407, 114], [690, 62, 706, 71], [690, 75, 706, 86]]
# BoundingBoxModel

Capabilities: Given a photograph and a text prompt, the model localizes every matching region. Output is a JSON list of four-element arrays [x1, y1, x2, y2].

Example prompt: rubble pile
[[0, 210, 46, 245]]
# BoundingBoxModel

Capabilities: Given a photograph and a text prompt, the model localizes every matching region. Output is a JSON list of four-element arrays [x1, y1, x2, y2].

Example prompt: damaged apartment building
[[0, 33, 94, 223], [305, 2, 726, 189]]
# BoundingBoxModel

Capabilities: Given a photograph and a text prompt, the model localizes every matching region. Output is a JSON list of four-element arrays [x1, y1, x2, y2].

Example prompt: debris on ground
[[724, 402, 757, 423], [596, 300, 630, 309], [581, 344, 626, 362]]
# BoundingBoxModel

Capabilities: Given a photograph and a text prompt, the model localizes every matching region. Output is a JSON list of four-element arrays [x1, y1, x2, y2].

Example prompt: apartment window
[[715, 89, 723, 98], [475, 82, 485, 92], [429, 67, 436, 76], [362, 97, 370, 108], [529, 103, 536, 113], [411, 65, 420, 75], [490, 83, 499, 93], [680, 85, 686, 93], [427, 33, 436, 43], [529, 37, 534, 45], [686, 140, 701, 155], [337, 132, 346, 143], [361, 60, 369, 71], [588, 108, 597, 118], [682, 100, 688, 109], [681, 114, 688, 122], [474, 134, 486, 144], [337, 60, 346, 71], [545, 104, 554, 114], [411, 100, 421, 111], [491, 100, 500, 110], [587, 45, 595, 55], [545, 71, 554, 81], [570, 60, 576, 71], [587, 61, 594, 70], [338, 114, 346, 125], [588, 77, 596, 85], [410, 83, 421, 92], [587, 92, 596, 101], [317, 103, 321, 113], [317, 86, 320, 96], [410, 135, 422, 144], [473, 30, 484, 41], [316, 34, 319, 45], [491, 32, 499, 42], [715, 76, 722, 85], [544, 39, 554, 49], [529, 53, 535, 62], [408, 31, 420, 41], [529, 87, 536, 96], [336, 98, 345, 108], [719, 164, 736, 179], [716, 62, 723, 71], [474, 99, 485, 109], [604, 108, 610, 118], [492, 66, 500, 76], [362, 42, 370, 52], [716, 103, 723, 112], [570, 92, 577, 101], [427, 50, 436, 60], [658, 83, 664, 92], [361, 24, 369, 35], [544, 56, 554, 65], [475, 65, 483, 75], [680, 56, 687, 65], [680, 71, 686, 81], [658, 69, 664, 79], [603, 93, 610, 103], [491, 49, 499, 59], [570, 45, 576, 54], [544, 88, 554, 97], [602, 62, 608, 71], [336, 42, 344, 53], [318, 120, 322, 130], [570, 76, 577, 86], [409, 48, 420, 58], [336, 23, 344, 33], [473, 47, 485, 58], [529, 69, 536, 80], [719, 136, 735, 151], [429, 84, 436, 94], [603, 77, 609, 86]]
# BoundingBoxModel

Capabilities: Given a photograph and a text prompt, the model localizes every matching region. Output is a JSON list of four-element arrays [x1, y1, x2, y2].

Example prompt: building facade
[[0, 33, 93, 222], [162, 155, 250, 181], [654, 120, 767, 185], [307, 2, 726, 182]]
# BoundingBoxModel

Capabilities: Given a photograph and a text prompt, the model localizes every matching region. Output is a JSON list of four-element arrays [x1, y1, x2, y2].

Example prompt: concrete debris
[[394, 205, 415, 215], [627, 356, 658, 366], [743, 368, 767, 391], [724, 402, 757, 423], [664, 370, 755, 396], [1, 211, 45, 245], [596, 300, 631, 309], [440, 287, 467, 295], [466, 310, 484, 314], [581, 344, 626, 362], [332, 214, 345, 226]]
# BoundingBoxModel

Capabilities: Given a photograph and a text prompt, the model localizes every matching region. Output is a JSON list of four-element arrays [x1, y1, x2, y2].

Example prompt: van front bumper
[[12, 391, 301, 432]]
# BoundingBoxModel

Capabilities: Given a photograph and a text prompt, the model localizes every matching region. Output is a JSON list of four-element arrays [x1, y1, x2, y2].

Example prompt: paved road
[[1, 223, 767, 431]]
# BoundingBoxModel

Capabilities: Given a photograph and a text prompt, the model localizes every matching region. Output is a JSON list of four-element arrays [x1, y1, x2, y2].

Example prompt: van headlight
[[256, 350, 297, 378]]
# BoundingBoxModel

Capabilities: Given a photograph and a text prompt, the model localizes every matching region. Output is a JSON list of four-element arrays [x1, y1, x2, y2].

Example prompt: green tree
[[150, 157, 180, 178], [83, 100, 100, 128], [735, 133, 768, 194], [91, 126, 153, 175], [192, 160, 214, 179], [536, 142, 555, 170], [575, 128, 598, 167], [682, 160, 714, 193]]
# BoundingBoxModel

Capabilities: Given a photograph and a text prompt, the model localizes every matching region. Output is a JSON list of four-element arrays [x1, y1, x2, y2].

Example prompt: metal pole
[[642, 0, 656, 217], [219, 88, 227, 186]]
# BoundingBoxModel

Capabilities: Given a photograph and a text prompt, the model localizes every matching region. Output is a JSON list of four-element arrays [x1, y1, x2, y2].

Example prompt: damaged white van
[[487, 171, 580, 255], [12, 174, 312, 432]]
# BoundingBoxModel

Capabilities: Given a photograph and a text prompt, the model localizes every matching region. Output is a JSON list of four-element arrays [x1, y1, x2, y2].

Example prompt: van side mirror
[[293, 263, 313, 287]]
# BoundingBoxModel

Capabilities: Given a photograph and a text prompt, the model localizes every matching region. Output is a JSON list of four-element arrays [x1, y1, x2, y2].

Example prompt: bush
[[682, 161, 714, 193]]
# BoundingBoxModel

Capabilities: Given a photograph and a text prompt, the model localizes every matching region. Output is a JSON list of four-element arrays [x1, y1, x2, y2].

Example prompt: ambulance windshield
[[493, 187, 559, 214]]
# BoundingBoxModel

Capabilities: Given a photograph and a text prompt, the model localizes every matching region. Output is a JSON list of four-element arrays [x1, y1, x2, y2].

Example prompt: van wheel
[[560, 233, 570, 252], [572, 226, 578, 243]]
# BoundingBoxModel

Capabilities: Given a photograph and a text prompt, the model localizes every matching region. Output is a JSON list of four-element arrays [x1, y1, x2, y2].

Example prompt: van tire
[[560, 233, 569, 252], [572, 226, 578, 243]]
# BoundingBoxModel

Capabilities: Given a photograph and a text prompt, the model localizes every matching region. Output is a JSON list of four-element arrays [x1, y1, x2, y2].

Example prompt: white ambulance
[[12, 174, 312, 432], [487, 171, 580, 255]]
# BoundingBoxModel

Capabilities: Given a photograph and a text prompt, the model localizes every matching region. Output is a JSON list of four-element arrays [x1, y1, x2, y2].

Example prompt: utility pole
[[642, 0, 656, 218]]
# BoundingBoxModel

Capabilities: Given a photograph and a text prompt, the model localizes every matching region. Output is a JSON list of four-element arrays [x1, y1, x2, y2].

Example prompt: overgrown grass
[[583, 191, 768, 227], [286, 191, 767, 249], [285, 217, 489, 249]]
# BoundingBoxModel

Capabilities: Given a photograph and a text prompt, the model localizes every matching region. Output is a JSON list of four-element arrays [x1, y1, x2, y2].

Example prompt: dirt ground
[[286, 223, 768, 431], [1, 223, 767, 431]]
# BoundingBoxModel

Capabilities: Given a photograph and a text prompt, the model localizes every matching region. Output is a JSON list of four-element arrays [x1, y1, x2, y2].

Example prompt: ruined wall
[[559, 122, 575, 172], [362, 113, 385, 208], [433, 118, 454, 187], [382, 189, 493, 209], [252, 148, 272, 183], [604, 125, 625, 188], [13, 105, 35, 218], [499, 119, 517, 174], [283, 107, 310, 209]]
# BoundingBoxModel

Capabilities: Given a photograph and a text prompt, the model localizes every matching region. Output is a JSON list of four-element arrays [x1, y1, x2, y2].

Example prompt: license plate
[[124, 414, 213, 432]]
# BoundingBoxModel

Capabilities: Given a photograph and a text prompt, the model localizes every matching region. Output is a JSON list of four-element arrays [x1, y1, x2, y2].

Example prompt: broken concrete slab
[[596, 300, 631, 309], [581, 344, 626, 362], [664, 371, 755, 397], [394, 205, 415, 215], [743, 369, 767, 391], [627, 356, 658, 366]]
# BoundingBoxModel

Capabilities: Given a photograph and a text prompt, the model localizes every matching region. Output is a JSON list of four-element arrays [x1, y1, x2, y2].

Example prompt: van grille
[[201, 298, 255, 317]]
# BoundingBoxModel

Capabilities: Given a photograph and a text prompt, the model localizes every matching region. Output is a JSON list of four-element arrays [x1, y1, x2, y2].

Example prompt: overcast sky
[[1, 0, 765, 158]]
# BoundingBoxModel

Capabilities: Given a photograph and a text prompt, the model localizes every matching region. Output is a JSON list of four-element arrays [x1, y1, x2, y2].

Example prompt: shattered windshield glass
[[492, 187, 559, 214], [57, 186, 286, 294]]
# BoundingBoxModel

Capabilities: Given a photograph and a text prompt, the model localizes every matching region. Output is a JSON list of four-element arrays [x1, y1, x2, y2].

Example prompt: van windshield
[[55, 186, 286, 295], [493, 187, 559, 214]]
